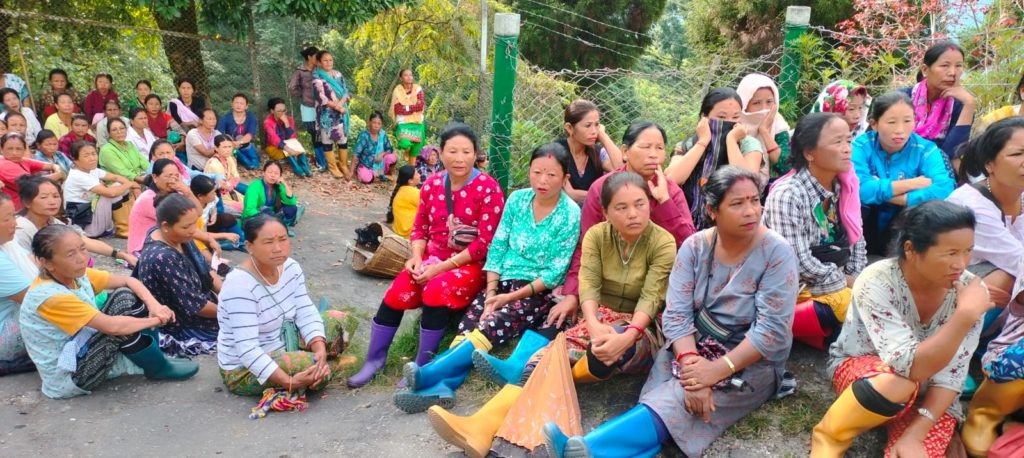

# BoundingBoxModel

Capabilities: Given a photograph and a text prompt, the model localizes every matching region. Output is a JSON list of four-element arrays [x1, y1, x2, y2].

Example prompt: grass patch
[[726, 390, 830, 440]]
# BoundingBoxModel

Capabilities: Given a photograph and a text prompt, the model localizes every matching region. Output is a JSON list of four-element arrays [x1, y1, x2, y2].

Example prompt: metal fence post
[[779, 6, 810, 111], [489, 13, 520, 192]]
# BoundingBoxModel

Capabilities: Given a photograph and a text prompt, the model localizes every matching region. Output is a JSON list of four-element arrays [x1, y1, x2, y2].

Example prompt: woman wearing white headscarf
[[736, 73, 793, 179]]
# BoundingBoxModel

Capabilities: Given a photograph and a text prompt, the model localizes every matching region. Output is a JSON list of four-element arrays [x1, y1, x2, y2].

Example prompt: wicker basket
[[350, 223, 411, 278]]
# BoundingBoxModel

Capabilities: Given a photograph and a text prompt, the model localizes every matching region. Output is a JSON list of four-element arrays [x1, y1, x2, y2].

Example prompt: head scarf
[[811, 80, 872, 137], [681, 119, 735, 231], [736, 73, 791, 139]]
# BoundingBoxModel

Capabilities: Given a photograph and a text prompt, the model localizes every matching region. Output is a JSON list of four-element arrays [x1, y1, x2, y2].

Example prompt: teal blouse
[[483, 189, 580, 288]]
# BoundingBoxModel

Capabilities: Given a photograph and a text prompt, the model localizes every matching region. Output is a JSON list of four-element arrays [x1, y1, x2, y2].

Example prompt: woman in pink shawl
[[763, 112, 866, 351], [168, 78, 206, 132]]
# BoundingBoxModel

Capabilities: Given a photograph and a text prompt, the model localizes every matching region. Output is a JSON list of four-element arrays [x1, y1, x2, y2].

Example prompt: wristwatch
[[917, 407, 936, 422]]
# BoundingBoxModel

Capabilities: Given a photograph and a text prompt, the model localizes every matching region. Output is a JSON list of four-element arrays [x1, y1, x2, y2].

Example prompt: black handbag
[[809, 215, 852, 267], [65, 202, 93, 227]]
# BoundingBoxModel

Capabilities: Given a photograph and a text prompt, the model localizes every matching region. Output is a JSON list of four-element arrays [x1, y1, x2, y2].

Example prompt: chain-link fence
[[784, 24, 1024, 118]]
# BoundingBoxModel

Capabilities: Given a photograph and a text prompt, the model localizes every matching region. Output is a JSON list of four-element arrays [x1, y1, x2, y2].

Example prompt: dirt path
[[0, 174, 887, 457]]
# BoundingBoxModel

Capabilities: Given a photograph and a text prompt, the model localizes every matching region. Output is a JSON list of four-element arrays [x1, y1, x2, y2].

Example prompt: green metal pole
[[489, 13, 520, 192], [779, 6, 810, 111]]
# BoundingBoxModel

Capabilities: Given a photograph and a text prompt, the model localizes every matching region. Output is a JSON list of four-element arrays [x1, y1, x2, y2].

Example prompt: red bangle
[[675, 351, 699, 363], [624, 324, 645, 341]]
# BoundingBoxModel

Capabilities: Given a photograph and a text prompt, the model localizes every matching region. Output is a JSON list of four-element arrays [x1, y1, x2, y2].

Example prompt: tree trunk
[[151, 0, 210, 100]]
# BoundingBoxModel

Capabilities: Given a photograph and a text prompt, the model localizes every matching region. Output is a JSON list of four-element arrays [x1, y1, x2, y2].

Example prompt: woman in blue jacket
[[216, 93, 260, 170], [853, 91, 955, 255]]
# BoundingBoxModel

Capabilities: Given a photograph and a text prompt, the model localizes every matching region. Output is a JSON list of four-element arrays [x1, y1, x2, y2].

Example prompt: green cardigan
[[241, 178, 296, 219]]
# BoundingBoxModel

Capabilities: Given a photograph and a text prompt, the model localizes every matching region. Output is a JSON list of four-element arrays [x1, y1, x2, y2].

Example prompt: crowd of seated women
[[2, 39, 1024, 458]]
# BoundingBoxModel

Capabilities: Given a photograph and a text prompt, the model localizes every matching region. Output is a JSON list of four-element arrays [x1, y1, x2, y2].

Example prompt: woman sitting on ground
[[134, 193, 220, 357], [811, 80, 872, 138], [763, 113, 867, 350], [241, 161, 302, 236], [0, 133, 64, 210], [352, 111, 398, 184], [393, 142, 580, 413], [127, 158, 208, 257], [216, 93, 260, 170], [33, 129, 72, 175], [217, 214, 355, 396], [93, 100, 130, 148], [812, 200, 990, 457], [737, 73, 791, 180], [19, 224, 199, 399], [185, 108, 220, 171], [544, 166, 798, 458], [45, 94, 80, 140], [0, 88, 41, 145], [665, 88, 765, 229], [0, 192, 34, 376], [263, 97, 312, 177], [125, 80, 151, 111], [901, 41, 976, 164], [427, 170, 676, 458], [63, 141, 138, 239], [204, 135, 246, 215], [144, 94, 184, 150], [961, 123, 1024, 455], [126, 107, 157, 156], [83, 73, 118, 123], [17, 175, 138, 268], [348, 123, 505, 389], [56, 115, 94, 157], [169, 78, 206, 132], [978, 72, 1023, 132], [416, 145, 444, 180], [557, 99, 624, 203], [99, 117, 148, 188], [386, 165, 421, 238], [947, 117, 1024, 309], [38, 69, 82, 120], [853, 91, 955, 256]]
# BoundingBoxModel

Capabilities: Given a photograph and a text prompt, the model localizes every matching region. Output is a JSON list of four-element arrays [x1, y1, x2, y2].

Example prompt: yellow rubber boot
[[810, 384, 894, 457], [338, 147, 351, 178], [571, 356, 606, 384], [324, 150, 343, 178], [963, 377, 1024, 457], [427, 384, 523, 458]]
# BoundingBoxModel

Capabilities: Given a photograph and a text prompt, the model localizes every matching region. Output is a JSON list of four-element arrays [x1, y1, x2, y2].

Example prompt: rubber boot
[[810, 384, 895, 457], [123, 334, 199, 381], [545, 405, 663, 458], [347, 320, 399, 388], [792, 300, 830, 350], [324, 150, 344, 178], [571, 355, 607, 384], [393, 329, 483, 413], [415, 326, 446, 366], [473, 329, 550, 385], [404, 329, 492, 391], [427, 384, 523, 458], [338, 147, 351, 179], [963, 378, 1024, 457]]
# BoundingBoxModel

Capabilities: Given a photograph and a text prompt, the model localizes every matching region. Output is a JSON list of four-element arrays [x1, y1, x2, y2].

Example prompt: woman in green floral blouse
[[393, 142, 581, 413]]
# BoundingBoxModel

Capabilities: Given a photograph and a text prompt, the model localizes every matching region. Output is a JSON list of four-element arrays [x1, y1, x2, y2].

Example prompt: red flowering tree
[[835, 0, 985, 63]]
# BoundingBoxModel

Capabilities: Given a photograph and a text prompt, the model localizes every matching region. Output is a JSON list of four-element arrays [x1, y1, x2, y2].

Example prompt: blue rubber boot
[[403, 329, 492, 391], [545, 405, 663, 458], [393, 373, 465, 413], [472, 329, 550, 385]]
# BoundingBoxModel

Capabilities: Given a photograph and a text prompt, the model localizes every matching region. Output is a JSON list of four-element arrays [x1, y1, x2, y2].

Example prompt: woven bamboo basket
[[350, 223, 411, 278]]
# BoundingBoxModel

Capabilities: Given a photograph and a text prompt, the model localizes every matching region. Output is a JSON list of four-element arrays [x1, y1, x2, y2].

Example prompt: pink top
[[127, 189, 158, 255], [263, 114, 297, 149], [412, 171, 505, 263], [562, 168, 696, 297]]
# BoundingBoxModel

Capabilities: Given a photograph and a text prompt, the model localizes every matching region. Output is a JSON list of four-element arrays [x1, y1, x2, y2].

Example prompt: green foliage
[[514, 0, 668, 70], [685, 0, 854, 58], [649, 0, 689, 67]]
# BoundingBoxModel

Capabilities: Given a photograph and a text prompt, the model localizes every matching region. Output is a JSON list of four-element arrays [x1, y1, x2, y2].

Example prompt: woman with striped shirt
[[216, 214, 355, 396]]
